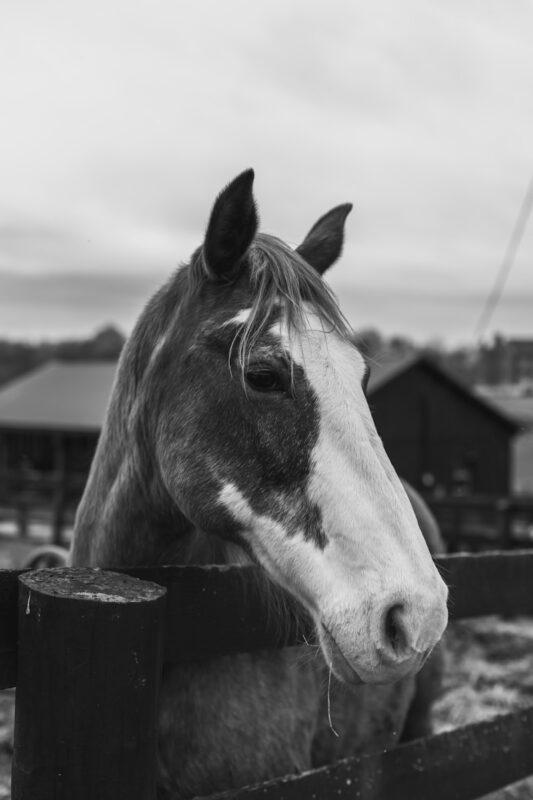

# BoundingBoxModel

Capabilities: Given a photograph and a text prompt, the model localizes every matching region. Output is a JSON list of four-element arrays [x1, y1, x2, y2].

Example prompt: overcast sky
[[1, 0, 532, 345]]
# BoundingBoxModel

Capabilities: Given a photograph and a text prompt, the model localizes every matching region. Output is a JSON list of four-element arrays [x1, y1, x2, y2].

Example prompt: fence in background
[[0, 469, 86, 546], [427, 494, 533, 551]]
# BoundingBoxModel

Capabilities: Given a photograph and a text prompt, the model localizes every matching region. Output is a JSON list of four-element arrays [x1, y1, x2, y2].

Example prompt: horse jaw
[[217, 474, 447, 685]]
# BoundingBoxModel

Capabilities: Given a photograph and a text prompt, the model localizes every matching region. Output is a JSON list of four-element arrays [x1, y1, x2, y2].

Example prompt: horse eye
[[245, 368, 282, 392]]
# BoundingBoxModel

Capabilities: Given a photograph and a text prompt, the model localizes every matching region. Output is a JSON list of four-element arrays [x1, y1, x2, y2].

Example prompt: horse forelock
[[123, 232, 352, 405], [185, 233, 352, 374]]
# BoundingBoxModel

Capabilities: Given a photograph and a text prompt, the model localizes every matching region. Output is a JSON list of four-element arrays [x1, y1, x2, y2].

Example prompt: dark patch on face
[[298, 499, 328, 549], [150, 268, 329, 552]]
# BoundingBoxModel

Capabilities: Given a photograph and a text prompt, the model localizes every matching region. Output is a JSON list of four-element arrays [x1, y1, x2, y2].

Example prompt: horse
[[70, 169, 449, 799]]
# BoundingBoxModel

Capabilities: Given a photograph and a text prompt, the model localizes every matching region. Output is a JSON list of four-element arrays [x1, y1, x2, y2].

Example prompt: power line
[[474, 170, 533, 343]]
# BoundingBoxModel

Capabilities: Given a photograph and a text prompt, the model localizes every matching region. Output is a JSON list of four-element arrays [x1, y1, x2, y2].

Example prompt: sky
[[1, 0, 532, 346]]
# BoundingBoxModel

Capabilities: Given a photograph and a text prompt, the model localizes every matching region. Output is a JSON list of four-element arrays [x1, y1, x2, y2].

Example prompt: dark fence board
[[437, 551, 533, 619], [124, 564, 309, 665], [0, 551, 533, 689], [208, 705, 533, 800], [0, 568, 24, 688]]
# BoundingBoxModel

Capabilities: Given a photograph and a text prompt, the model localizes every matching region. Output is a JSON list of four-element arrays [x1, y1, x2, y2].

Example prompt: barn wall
[[513, 431, 533, 494], [0, 427, 98, 505], [0, 429, 98, 474], [369, 366, 513, 495]]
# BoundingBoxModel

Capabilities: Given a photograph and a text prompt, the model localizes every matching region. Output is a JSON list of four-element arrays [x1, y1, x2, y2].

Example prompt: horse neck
[[72, 420, 243, 569]]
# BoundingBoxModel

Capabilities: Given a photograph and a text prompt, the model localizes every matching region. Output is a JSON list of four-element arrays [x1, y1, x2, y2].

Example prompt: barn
[[0, 361, 116, 536], [476, 386, 533, 495], [367, 353, 522, 496]]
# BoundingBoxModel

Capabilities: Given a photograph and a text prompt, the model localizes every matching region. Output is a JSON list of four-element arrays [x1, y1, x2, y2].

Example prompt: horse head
[[135, 169, 448, 685]]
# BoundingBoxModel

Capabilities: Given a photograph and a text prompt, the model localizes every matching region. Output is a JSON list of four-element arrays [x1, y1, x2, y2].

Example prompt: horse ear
[[203, 169, 259, 281], [296, 203, 353, 275]]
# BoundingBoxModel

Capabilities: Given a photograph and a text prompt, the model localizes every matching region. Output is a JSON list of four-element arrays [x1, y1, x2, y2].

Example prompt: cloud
[[1, 266, 531, 346], [0, 270, 166, 340], [1, 0, 532, 342]]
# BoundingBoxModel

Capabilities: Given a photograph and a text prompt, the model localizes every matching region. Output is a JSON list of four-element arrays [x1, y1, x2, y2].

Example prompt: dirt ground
[[0, 617, 532, 799], [434, 617, 533, 734]]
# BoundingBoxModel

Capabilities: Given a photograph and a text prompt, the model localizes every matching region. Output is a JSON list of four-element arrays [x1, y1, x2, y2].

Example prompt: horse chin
[[317, 623, 422, 687], [318, 624, 363, 687]]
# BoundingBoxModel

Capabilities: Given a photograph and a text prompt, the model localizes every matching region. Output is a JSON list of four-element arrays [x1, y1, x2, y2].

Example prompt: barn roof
[[0, 361, 117, 432], [367, 353, 524, 433], [476, 387, 533, 426]]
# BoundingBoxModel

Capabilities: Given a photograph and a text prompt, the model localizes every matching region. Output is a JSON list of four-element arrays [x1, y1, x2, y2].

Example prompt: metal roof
[[367, 353, 419, 393], [0, 361, 117, 432]]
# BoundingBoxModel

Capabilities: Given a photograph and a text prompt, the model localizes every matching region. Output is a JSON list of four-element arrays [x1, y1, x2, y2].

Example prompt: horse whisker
[[327, 663, 339, 738]]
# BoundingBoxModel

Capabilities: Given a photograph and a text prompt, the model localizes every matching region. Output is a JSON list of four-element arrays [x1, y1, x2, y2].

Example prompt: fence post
[[11, 567, 166, 800], [496, 498, 511, 549], [16, 493, 28, 539]]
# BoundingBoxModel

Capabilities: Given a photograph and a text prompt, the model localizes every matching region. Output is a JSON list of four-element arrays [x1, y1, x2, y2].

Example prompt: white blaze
[[271, 308, 448, 680]]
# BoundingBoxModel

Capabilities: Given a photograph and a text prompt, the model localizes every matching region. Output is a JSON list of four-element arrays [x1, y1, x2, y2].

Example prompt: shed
[[367, 354, 522, 496], [0, 361, 116, 509], [476, 387, 533, 495]]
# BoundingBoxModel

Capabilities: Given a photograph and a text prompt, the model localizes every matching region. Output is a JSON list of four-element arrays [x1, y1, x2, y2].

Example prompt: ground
[[434, 617, 533, 734], [434, 618, 533, 799]]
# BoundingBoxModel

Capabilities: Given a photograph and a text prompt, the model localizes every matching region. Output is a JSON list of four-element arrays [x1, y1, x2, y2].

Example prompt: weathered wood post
[[51, 433, 67, 546], [11, 568, 166, 800], [496, 497, 511, 550], [16, 491, 29, 539]]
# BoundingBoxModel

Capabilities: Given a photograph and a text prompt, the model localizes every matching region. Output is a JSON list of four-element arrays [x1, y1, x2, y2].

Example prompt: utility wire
[[474, 170, 533, 343]]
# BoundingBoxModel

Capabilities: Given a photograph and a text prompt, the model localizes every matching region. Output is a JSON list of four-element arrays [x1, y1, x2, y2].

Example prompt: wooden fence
[[427, 495, 533, 551], [1, 551, 533, 799], [0, 469, 86, 545]]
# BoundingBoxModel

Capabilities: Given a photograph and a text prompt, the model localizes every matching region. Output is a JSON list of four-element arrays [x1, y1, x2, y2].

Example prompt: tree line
[[0, 326, 125, 388], [0, 325, 527, 390]]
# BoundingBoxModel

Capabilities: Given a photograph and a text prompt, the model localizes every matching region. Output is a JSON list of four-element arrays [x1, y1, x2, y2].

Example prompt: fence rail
[[1, 551, 533, 691], [1, 550, 533, 799], [427, 494, 533, 551], [0, 468, 86, 544], [210, 707, 533, 800]]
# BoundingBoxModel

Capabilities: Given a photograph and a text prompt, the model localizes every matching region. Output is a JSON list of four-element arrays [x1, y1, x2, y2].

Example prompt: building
[[480, 336, 533, 385], [0, 361, 116, 477], [367, 354, 523, 496], [477, 385, 533, 495], [0, 361, 116, 538]]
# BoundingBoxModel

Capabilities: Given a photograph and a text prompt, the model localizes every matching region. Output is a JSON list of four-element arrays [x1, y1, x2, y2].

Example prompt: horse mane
[[124, 231, 352, 399], [188, 232, 352, 372]]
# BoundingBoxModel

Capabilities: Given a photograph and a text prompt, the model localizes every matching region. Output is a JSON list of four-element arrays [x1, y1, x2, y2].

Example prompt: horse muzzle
[[318, 582, 449, 685]]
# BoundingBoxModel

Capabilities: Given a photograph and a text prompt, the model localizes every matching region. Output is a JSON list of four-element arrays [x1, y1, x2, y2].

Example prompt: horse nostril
[[383, 604, 407, 657]]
